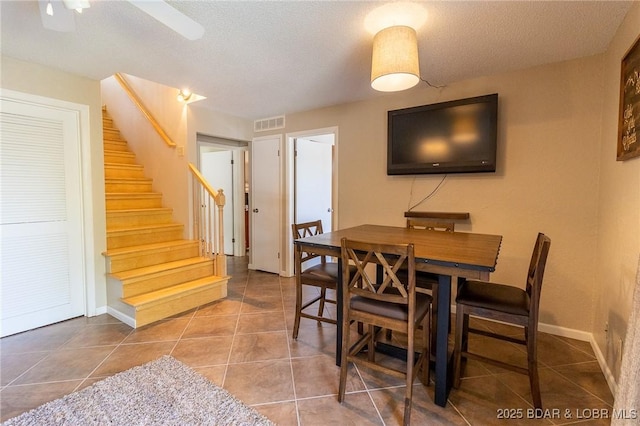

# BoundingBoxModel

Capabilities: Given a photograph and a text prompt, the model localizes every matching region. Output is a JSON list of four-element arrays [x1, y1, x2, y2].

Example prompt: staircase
[[102, 107, 228, 328]]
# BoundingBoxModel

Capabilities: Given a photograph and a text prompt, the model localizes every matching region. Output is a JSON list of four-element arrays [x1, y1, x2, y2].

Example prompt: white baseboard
[[93, 305, 108, 316], [450, 304, 618, 396], [590, 334, 618, 397], [537, 322, 592, 341], [106, 307, 136, 328]]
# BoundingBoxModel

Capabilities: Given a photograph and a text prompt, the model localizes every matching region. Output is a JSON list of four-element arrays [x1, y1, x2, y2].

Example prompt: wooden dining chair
[[452, 233, 551, 409], [291, 220, 339, 339], [406, 218, 455, 295], [392, 219, 456, 343], [338, 238, 431, 426]]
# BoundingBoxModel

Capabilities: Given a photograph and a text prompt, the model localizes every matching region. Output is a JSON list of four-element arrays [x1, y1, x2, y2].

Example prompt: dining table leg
[[434, 273, 452, 407]]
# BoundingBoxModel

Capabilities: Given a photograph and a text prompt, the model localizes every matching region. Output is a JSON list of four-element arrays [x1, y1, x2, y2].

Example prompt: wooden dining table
[[293, 224, 502, 407]]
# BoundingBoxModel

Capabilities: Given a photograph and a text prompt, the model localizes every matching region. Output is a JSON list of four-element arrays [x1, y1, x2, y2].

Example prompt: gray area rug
[[2, 355, 275, 426]]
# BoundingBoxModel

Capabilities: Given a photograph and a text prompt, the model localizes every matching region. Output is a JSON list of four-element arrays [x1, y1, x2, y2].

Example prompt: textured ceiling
[[0, 1, 634, 120]]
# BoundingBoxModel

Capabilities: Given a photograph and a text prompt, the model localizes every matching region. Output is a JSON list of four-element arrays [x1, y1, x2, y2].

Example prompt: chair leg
[[293, 283, 303, 340], [338, 312, 351, 403], [527, 329, 542, 409], [367, 325, 375, 362], [420, 308, 431, 385], [453, 305, 465, 388], [317, 287, 327, 325], [404, 323, 415, 426]]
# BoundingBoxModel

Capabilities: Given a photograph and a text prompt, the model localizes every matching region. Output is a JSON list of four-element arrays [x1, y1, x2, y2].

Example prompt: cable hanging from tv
[[420, 77, 445, 89], [407, 174, 448, 211]]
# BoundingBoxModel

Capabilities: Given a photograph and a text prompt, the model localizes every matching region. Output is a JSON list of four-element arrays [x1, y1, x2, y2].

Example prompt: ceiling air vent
[[254, 115, 285, 132]]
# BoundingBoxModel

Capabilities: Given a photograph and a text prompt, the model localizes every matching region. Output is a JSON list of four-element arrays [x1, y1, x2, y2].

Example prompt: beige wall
[[594, 3, 640, 383], [101, 74, 253, 238], [101, 74, 191, 228], [279, 54, 603, 336], [271, 5, 640, 387], [1, 55, 107, 310]]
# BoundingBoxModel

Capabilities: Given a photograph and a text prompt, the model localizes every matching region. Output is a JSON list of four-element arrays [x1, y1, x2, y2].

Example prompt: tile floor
[[1, 257, 614, 425]]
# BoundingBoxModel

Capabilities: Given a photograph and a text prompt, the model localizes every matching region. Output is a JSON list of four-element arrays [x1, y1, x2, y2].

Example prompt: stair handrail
[[188, 163, 226, 276], [113, 73, 177, 148]]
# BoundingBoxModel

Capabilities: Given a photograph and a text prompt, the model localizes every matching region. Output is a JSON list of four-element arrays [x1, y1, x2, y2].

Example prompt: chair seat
[[457, 280, 530, 316], [351, 293, 432, 322], [300, 262, 339, 283], [301, 262, 357, 283]]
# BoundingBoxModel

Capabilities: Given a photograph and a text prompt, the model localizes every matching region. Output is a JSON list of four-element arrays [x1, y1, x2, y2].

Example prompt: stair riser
[[105, 166, 145, 179], [107, 211, 173, 228], [103, 141, 130, 152], [104, 153, 137, 165], [105, 181, 153, 193], [107, 227, 184, 249], [106, 196, 162, 210], [103, 129, 122, 138], [133, 280, 228, 328], [122, 263, 215, 298], [107, 244, 201, 273]]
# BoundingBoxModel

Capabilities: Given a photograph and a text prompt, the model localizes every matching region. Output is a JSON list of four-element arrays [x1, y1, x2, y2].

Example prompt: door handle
[[253, 208, 259, 213]]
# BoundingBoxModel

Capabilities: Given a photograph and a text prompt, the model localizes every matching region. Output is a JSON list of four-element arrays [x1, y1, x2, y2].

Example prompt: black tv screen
[[387, 93, 498, 175]]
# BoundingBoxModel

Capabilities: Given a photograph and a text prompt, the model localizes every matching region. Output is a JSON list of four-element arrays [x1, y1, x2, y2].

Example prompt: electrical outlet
[[605, 321, 609, 341]]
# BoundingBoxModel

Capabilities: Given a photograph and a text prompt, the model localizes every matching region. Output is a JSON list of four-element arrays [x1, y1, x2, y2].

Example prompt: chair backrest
[[526, 233, 551, 323], [292, 220, 327, 265], [340, 238, 416, 308], [406, 218, 455, 232]]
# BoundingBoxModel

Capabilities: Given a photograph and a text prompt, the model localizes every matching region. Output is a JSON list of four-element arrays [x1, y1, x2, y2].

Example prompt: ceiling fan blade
[[38, 0, 76, 32], [127, 1, 204, 41]]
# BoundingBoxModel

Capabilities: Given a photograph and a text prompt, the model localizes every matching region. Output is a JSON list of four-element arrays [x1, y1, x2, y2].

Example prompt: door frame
[[284, 126, 339, 277], [0, 88, 95, 321], [196, 134, 249, 256]]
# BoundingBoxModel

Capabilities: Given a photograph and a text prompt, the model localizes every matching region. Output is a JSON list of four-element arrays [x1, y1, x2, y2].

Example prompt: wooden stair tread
[[104, 151, 132, 157], [107, 223, 182, 234], [123, 276, 228, 308], [105, 177, 153, 183], [104, 240, 198, 257], [104, 149, 134, 156], [106, 192, 162, 198], [107, 208, 172, 216], [110, 256, 212, 280], [104, 164, 144, 171]]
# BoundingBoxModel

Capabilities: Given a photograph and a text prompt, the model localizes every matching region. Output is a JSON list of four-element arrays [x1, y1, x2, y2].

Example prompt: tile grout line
[[279, 273, 302, 426], [73, 324, 137, 393], [220, 269, 250, 389]]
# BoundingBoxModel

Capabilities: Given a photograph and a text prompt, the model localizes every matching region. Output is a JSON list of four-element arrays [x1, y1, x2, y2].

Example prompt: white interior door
[[250, 135, 281, 274], [295, 136, 333, 230], [0, 96, 85, 337], [201, 150, 234, 255]]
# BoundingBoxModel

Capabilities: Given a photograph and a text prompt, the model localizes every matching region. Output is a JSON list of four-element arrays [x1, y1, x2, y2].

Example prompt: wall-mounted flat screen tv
[[387, 93, 498, 175]]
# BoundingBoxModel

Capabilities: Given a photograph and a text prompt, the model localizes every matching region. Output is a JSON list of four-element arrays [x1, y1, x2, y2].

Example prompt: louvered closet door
[[1, 97, 85, 337]]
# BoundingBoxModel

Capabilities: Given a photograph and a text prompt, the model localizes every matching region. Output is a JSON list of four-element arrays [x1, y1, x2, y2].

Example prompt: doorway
[[197, 134, 249, 257], [285, 127, 337, 276]]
